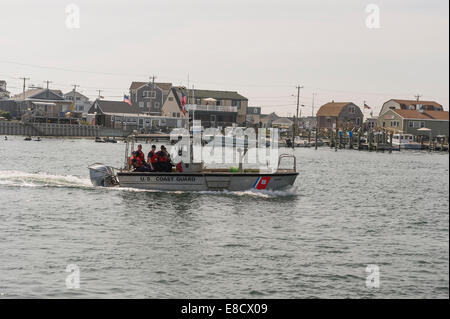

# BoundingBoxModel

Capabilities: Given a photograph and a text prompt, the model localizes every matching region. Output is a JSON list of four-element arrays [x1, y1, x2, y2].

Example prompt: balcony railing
[[186, 104, 237, 113]]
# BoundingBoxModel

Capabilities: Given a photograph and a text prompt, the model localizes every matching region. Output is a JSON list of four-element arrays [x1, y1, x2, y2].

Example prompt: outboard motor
[[88, 164, 119, 187]]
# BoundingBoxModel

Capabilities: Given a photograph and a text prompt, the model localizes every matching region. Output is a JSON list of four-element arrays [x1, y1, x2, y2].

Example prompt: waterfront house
[[63, 91, 91, 115], [378, 109, 449, 137], [129, 81, 172, 115], [88, 99, 186, 130], [0, 88, 73, 122], [379, 99, 444, 116], [162, 86, 248, 128], [161, 87, 189, 119], [316, 101, 363, 130], [88, 99, 141, 127]]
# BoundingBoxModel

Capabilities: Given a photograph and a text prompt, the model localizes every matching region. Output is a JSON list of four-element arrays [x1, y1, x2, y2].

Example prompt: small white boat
[[392, 133, 422, 150]]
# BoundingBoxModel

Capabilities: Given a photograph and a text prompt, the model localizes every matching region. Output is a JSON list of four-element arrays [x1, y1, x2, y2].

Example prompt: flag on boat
[[180, 92, 187, 115], [253, 176, 271, 190], [364, 102, 371, 110], [124, 95, 132, 106]]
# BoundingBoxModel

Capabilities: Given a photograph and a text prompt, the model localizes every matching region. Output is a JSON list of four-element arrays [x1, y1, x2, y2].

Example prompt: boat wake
[[0, 170, 297, 198], [0, 170, 93, 189]]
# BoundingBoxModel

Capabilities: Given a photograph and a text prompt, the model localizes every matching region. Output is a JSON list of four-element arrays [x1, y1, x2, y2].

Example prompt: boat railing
[[276, 154, 297, 173]]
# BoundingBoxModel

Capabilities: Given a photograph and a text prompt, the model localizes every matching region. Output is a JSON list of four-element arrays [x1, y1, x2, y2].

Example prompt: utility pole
[[72, 84, 79, 112], [415, 94, 422, 102], [148, 75, 157, 115], [19, 77, 30, 117], [44, 80, 52, 90], [97, 90, 102, 99], [20, 77, 30, 98], [43, 80, 52, 98], [295, 85, 304, 136]]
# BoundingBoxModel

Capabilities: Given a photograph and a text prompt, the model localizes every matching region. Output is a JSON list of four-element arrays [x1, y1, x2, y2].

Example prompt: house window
[[143, 91, 150, 98], [409, 122, 414, 128], [420, 122, 425, 128], [216, 100, 222, 106], [390, 121, 399, 127], [232, 100, 241, 108], [168, 97, 174, 101], [151, 91, 156, 98], [146, 102, 151, 109], [350, 106, 355, 114], [139, 102, 144, 109], [172, 112, 176, 117], [356, 117, 360, 125], [196, 98, 201, 105], [154, 102, 160, 108]]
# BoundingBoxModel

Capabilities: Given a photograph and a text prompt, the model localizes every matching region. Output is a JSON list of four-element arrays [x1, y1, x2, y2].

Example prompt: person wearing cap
[[147, 144, 159, 171]]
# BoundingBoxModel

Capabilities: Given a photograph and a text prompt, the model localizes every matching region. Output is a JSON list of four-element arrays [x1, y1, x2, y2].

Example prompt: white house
[[64, 91, 91, 115]]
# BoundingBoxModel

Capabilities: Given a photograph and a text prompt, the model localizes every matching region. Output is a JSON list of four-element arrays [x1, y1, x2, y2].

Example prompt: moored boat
[[392, 133, 422, 150]]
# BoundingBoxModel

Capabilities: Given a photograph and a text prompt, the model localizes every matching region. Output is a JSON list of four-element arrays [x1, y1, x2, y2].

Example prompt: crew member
[[136, 144, 145, 163], [147, 145, 159, 171], [157, 145, 173, 172], [130, 151, 146, 172]]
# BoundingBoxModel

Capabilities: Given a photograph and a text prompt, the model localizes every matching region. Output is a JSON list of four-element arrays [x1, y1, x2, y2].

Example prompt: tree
[[0, 110, 12, 120]]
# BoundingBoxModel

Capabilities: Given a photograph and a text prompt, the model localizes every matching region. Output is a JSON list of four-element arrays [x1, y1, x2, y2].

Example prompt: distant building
[[316, 101, 363, 130], [364, 116, 379, 131], [0, 80, 10, 100], [379, 99, 444, 116], [88, 99, 141, 127], [299, 116, 317, 130], [378, 109, 449, 137], [272, 117, 293, 129], [161, 88, 189, 119], [246, 107, 262, 126], [0, 88, 73, 121], [87, 99, 186, 129], [63, 91, 91, 115], [129, 81, 172, 115], [259, 112, 280, 128], [162, 87, 248, 128]]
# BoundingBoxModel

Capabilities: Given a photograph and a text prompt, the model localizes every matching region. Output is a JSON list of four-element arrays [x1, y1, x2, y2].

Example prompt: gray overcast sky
[[0, 0, 448, 116]]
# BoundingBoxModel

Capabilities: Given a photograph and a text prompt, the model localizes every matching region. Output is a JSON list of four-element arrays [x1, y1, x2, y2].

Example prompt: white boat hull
[[117, 172, 298, 191]]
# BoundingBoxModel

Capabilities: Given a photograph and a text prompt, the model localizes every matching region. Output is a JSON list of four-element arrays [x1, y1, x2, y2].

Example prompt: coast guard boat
[[88, 137, 298, 192]]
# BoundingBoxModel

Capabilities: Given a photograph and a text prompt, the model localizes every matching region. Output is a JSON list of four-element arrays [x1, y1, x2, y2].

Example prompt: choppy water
[[0, 136, 448, 298]]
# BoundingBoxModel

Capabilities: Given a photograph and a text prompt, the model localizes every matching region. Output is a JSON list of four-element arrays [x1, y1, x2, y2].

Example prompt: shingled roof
[[393, 109, 431, 119], [12, 88, 66, 100], [393, 109, 449, 120], [129, 82, 172, 91], [392, 99, 443, 110], [423, 110, 449, 120], [88, 100, 141, 114], [172, 87, 247, 101], [316, 102, 353, 117]]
